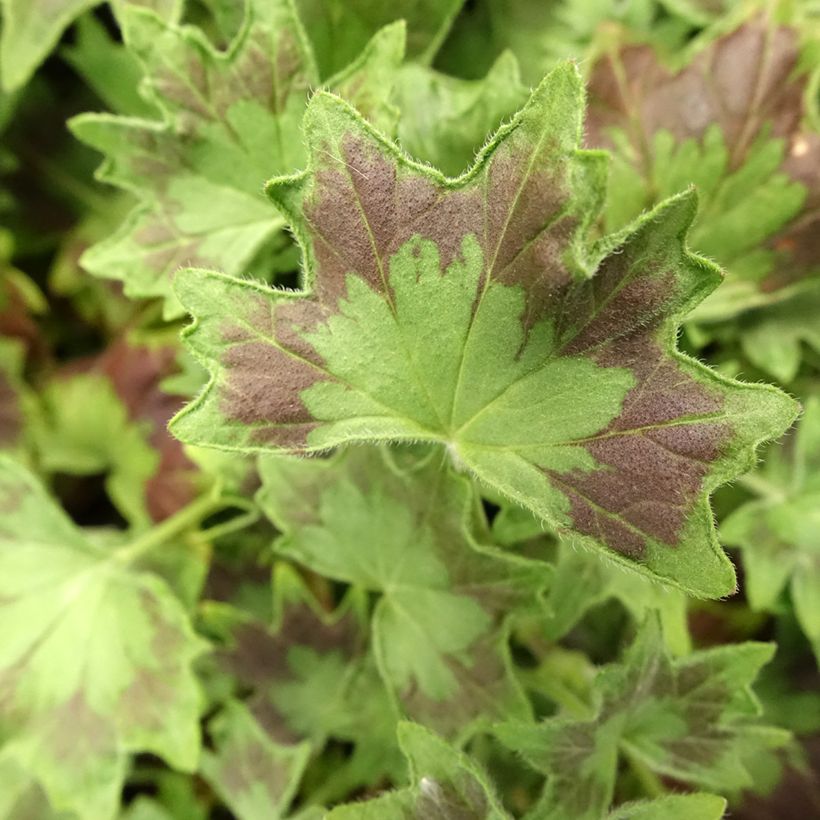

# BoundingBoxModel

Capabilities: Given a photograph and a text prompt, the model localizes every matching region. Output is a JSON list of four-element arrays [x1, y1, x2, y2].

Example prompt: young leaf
[[722, 396, 820, 663], [327, 721, 511, 819], [70, 1, 404, 317], [586, 19, 820, 321], [496, 617, 786, 820], [257, 446, 546, 736], [0, 457, 205, 819], [172, 63, 797, 598], [200, 700, 311, 820]]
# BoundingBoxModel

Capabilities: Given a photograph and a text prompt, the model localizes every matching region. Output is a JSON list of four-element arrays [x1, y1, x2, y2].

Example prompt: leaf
[[258, 445, 546, 736], [70, 1, 404, 317], [738, 281, 820, 383], [172, 63, 797, 598], [0, 0, 97, 91], [0, 0, 181, 91], [32, 372, 160, 529], [546, 544, 692, 656], [496, 616, 786, 820], [294, 0, 463, 78], [607, 793, 727, 820], [211, 565, 405, 804], [0, 457, 205, 819], [722, 396, 820, 663], [91, 338, 200, 522], [327, 721, 511, 819], [586, 19, 820, 321], [395, 51, 528, 177], [61, 13, 155, 117], [200, 700, 311, 820]]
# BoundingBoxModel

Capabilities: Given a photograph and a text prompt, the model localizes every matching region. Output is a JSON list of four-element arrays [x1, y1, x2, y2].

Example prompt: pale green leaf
[[0, 457, 205, 819], [257, 446, 546, 736]]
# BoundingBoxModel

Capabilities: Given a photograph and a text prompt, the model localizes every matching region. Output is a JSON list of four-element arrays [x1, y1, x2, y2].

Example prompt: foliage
[[1, 1, 819, 818]]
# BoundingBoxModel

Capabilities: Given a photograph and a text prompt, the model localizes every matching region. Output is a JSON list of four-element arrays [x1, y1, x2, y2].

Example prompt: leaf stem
[[736, 472, 786, 501], [114, 487, 241, 564], [621, 744, 665, 799]]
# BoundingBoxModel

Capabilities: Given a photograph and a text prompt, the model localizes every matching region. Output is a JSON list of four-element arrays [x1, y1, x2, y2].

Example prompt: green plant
[[1, 1, 819, 818]]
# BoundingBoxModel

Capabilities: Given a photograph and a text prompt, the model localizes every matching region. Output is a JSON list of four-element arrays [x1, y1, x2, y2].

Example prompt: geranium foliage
[[1, 1, 818, 818]]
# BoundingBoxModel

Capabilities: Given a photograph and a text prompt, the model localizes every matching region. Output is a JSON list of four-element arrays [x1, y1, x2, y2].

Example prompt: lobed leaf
[[71, 0, 404, 316], [172, 63, 797, 597], [586, 18, 820, 324], [210, 564, 405, 804], [200, 700, 311, 820], [496, 616, 786, 819], [257, 445, 547, 736], [0, 458, 205, 819]]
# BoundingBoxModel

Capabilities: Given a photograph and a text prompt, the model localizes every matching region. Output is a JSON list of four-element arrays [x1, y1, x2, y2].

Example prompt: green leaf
[[32, 372, 159, 529], [0, 457, 205, 819], [496, 617, 786, 820], [722, 396, 820, 663], [172, 62, 797, 598], [201, 700, 311, 820], [327, 721, 511, 819], [295, 0, 462, 78], [0, 0, 97, 91], [395, 51, 527, 177], [607, 793, 727, 820], [739, 281, 820, 383], [586, 19, 820, 323], [258, 445, 546, 736], [70, 1, 404, 317], [211, 565, 404, 804], [61, 13, 155, 117], [0, 0, 181, 91], [546, 544, 691, 656], [489, 502, 691, 654]]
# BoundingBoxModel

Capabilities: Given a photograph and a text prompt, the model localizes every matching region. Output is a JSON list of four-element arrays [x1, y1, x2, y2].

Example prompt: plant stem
[[115, 488, 227, 564], [622, 744, 665, 799], [736, 472, 785, 501]]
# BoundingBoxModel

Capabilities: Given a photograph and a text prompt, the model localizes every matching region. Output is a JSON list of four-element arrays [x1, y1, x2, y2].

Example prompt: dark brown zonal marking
[[551, 336, 729, 557], [219, 297, 327, 448]]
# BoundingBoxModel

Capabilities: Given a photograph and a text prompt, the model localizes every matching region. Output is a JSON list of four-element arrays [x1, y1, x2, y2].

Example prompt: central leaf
[[171, 63, 797, 597]]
